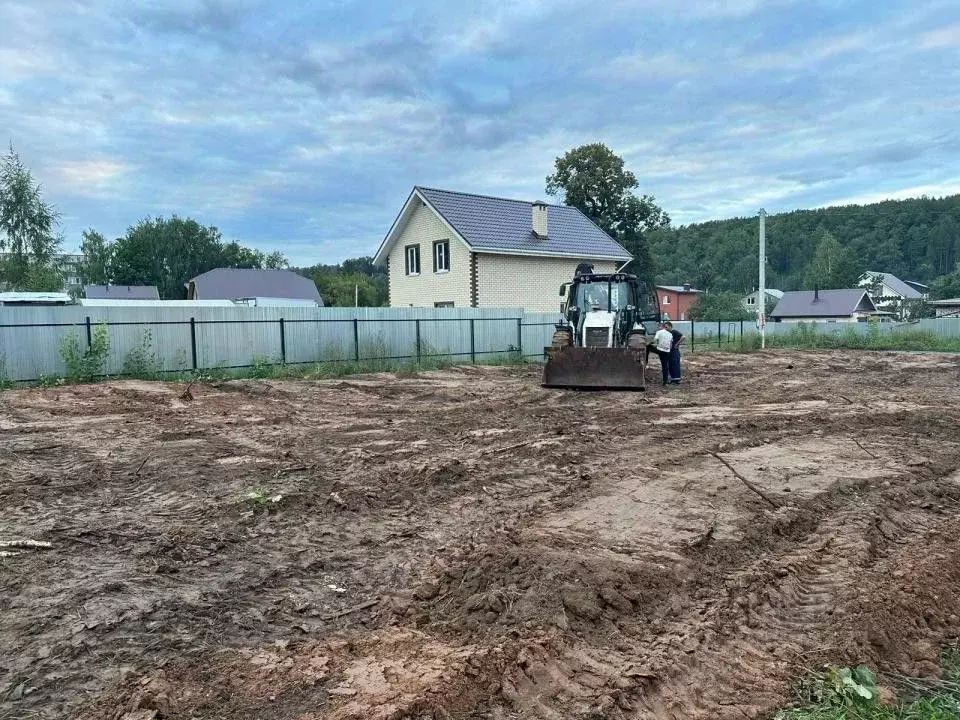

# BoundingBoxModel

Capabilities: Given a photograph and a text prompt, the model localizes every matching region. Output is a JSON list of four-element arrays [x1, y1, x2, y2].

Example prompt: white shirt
[[654, 328, 673, 353]]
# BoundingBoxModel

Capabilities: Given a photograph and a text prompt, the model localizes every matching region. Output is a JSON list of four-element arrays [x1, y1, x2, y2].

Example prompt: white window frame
[[662, 295, 671, 305], [746, 297, 756, 306], [433, 240, 450, 273], [405, 244, 420, 276]]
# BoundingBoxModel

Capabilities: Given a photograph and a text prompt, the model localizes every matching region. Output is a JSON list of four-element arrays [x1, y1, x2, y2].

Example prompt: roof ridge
[[416, 186, 564, 207]]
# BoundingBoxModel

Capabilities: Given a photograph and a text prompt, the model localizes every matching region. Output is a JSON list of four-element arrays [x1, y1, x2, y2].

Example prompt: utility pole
[[759, 208, 767, 349], [355, 284, 359, 307]]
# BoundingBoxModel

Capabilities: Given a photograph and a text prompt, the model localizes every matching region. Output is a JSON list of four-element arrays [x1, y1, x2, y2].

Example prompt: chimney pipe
[[683, 283, 691, 292], [814, 286, 819, 301], [532, 201, 548, 239]]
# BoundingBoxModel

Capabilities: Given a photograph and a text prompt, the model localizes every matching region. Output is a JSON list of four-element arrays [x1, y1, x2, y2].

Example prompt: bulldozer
[[541, 263, 661, 390]]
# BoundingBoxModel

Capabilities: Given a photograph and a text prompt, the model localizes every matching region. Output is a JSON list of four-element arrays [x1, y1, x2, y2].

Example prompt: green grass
[[688, 326, 960, 354], [776, 649, 960, 720], [1, 348, 529, 390]]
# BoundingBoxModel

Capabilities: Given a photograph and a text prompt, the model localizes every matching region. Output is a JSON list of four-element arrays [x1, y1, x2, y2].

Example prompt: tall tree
[[294, 256, 387, 306], [927, 215, 958, 276], [687, 291, 753, 322], [78, 229, 113, 286], [803, 229, 856, 290], [0, 144, 63, 290], [545, 143, 669, 282], [265, 251, 288, 269], [108, 216, 290, 298], [111, 216, 227, 299]]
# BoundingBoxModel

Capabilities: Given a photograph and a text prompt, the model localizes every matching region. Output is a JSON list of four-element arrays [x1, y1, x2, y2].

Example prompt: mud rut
[[2, 350, 960, 720]]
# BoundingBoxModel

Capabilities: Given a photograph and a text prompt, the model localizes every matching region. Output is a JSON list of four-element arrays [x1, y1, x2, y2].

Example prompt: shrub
[[59, 324, 110, 382], [122, 330, 160, 379]]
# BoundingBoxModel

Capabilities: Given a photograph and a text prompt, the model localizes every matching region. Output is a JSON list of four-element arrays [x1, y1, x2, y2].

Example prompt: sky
[[1, 0, 958, 265]]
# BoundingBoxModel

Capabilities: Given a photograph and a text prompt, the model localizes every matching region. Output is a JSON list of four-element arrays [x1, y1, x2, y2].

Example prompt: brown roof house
[[186, 269, 323, 306], [770, 289, 886, 323]]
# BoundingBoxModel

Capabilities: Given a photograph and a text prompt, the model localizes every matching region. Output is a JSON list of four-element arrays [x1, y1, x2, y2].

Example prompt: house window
[[405, 245, 420, 275], [662, 295, 671, 305], [433, 241, 450, 273], [434, 301, 454, 308], [746, 297, 756, 306]]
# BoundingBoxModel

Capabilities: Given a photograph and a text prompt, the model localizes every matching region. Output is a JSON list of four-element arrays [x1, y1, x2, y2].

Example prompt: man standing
[[653, 322, 674, 386], [664, 321, 684, 384]]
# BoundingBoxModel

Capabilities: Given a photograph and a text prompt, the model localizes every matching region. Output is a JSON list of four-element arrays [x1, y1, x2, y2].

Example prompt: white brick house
[[374, 187, 632, 312]]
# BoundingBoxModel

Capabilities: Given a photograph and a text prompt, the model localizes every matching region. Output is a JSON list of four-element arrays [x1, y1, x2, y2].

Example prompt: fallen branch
[[482, 438, 554, 456], [274, 465, 308, 477], [852, 438, 881, 461], [0, 539, 53, 550], [0, 551, 20, 558], [709, 452, 779, 508], [179, 381, 196, 401], [134, 456, 151, 475], [320, 599, 379, 621], [25, 444, 62, 453]]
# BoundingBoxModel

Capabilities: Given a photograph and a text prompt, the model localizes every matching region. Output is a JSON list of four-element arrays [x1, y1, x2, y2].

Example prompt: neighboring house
[[655, 284, 702, 321], [928, 298, 960, 318], [0, 252, 85, 293], [185, 268, 324, 306], [84, 284, 160, 300], [742, 288, 784, 312], [770, 289, 885, 323], [903, 279, 930, 296], [373, 186, 632, 311], [857, 271, 928, 320]]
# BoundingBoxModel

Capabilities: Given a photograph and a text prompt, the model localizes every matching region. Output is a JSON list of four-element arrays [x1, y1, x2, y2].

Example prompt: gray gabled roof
[[85, 284, 160, 300], [376, 187, 632, 263], [860, 271, 923, 299], [187, 268, 323, 304], [771, 289, 877, 318]]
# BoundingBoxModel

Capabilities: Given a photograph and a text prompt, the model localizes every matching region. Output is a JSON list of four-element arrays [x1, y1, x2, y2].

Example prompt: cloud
[[54, 160, 130, 191], [0, 0, 958, 262], [920, 22, 960, 48]]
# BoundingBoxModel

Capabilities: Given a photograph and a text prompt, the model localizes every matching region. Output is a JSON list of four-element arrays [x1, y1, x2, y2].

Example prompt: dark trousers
[[656, 350, 670, 384], [669, 348, 681, 382]]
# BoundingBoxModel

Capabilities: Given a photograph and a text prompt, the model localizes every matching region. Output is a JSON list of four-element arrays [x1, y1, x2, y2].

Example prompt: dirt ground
[[3, 349, 960, 720]]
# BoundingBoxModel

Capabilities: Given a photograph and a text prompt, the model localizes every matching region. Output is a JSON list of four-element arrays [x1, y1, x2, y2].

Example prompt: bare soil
[[2, 349, 960, 720]]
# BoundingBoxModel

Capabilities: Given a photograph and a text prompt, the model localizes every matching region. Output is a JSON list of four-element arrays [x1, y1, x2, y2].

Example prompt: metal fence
[[670, 317, 960, 352], [0, 306, 561, 382], [3, 307, 958, 383]]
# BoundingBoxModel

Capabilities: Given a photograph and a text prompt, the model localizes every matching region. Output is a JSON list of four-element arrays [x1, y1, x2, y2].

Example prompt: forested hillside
[[647, 194, 960, 295]]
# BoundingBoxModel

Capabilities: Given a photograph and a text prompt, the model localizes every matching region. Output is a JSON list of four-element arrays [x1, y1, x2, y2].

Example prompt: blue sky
[[2, 0, 958, 265]]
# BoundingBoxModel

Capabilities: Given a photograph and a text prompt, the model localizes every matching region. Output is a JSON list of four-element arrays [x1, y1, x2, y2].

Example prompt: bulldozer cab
[[561, 273, 660, 340]]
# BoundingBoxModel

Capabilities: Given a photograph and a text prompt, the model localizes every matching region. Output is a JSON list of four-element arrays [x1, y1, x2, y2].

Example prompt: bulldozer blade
[[541, 347, 646, 391]]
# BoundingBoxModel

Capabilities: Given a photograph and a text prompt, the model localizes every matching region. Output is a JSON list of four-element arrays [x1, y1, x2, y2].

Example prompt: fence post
[[190, 317, 198, 370], [353, 319, 360, 362], [717, 320, 721, 348], [85, 316, 92, 349], [691, 321, 695, 353], [279, 318, 286, 364], [415, 319, 421, 363], [516, 318, 523, 356], [470, 319, 476, 363]]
